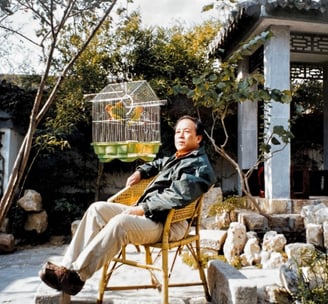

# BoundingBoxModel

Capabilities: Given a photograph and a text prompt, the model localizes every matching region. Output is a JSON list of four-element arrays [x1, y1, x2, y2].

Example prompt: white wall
[[0, 128, 23, 195]]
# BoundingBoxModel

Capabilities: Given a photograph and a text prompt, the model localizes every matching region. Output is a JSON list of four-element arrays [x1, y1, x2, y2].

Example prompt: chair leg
[[195, 240, 211, 302], [161, 248, 169, 304], [97, 261, 109, 304]]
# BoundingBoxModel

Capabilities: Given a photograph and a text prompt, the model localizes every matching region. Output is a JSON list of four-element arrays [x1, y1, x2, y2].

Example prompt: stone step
[[251, 196, 328, 215], [238, 211, 305, 234]]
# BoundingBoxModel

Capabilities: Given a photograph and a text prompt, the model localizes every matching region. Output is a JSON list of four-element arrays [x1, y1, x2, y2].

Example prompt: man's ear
[[196, 135, 202, 144]]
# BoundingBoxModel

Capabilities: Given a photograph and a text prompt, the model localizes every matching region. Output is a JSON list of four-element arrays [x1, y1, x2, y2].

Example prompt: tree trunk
[[0, 0, 118, 227]]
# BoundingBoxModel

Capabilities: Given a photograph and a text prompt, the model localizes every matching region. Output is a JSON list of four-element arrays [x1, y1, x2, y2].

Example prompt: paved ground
[[0, 244, 281, 304], [0, 245, 64, 304], [0, 244, 212, 304]]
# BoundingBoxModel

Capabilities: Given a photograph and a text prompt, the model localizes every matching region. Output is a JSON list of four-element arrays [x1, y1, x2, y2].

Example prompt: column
[[263, 25, 291, 199], [237, 59, 258, 195], [323, 66, 328, 170]]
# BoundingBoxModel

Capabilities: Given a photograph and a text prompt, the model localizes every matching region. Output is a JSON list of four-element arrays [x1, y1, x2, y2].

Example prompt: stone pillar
[[323, 66, 328, 170], [263, 25, 291, 199], [237, 58, 258, 194]]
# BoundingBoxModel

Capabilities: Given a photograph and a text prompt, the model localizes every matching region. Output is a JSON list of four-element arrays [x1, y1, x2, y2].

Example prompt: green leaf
[[271, 137, 281, 145]]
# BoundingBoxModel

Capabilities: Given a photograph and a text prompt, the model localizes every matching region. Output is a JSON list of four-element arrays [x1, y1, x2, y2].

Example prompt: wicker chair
[[97, 178, 211, 304]]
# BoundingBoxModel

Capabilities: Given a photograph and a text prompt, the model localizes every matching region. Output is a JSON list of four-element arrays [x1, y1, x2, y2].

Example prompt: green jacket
[[136, 146, 216, 223]]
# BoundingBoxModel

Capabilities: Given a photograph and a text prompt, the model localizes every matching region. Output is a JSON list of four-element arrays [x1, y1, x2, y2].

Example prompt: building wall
[[0, 128, 23, 195]]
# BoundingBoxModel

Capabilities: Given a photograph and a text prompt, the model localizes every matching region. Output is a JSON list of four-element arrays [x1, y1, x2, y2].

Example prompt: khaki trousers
[[60, 201, 187, 281]]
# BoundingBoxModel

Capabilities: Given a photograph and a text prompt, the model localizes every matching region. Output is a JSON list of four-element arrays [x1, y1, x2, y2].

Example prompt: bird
[[105, 101, 127, 120], [127, 106, 144, 123]]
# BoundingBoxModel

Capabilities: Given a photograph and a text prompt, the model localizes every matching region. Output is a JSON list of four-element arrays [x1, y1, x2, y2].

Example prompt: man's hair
[[175, 115, 205, 146]]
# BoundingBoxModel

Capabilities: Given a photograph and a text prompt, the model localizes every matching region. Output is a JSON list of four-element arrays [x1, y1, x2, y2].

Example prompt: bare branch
[[0, 0, 119, 226], [0, 24, 41, 47]]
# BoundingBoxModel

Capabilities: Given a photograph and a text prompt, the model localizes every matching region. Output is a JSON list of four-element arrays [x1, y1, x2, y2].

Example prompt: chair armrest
[[107, 177, 154, 206]]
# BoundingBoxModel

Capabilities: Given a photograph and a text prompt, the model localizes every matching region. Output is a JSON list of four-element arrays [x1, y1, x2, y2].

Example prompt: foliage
[[181, 250, 226, 269], [0, 79, 36, 131], [290, 79, 323, 170], [0, 0, 122, 225], [174, 31, 293, 212], [1, 6, 222, 237], [50, 12, 221, 158], [292, 80, 323, 115], [180, 31, 292, 155], [207, 195, 247, 217], [292, 248, 328, 304]]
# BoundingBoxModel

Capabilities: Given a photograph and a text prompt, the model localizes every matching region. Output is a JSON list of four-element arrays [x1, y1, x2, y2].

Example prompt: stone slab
[[207, 260, 257, 304]]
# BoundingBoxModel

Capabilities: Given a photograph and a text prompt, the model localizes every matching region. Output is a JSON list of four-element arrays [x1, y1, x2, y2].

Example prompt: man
[[39, 115, 216, 295]]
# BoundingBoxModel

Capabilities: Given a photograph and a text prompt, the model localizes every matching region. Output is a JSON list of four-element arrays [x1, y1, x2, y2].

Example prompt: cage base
[[92, 141, 161, 163]]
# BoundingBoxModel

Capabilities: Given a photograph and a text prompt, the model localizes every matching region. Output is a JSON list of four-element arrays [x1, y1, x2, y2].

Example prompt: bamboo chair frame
[[97, 178, 211, 304]]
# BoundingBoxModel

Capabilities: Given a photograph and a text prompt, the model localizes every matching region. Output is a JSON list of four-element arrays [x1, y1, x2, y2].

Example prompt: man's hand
[[123, 206, 145, 216], [126, 171, 141, 187]]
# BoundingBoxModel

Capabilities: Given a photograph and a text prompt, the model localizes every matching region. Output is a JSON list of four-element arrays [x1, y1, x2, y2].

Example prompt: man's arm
[[125, 170, 141, 187], [123, 205, 145, 216]]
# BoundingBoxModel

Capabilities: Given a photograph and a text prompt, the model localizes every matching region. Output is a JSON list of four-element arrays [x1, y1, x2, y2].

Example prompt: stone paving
[[0, 243, 280, 304], [0, 244, 211, 304]]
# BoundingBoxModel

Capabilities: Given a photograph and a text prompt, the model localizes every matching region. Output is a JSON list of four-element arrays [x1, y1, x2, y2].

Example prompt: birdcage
[[90, 80, 166, 163]]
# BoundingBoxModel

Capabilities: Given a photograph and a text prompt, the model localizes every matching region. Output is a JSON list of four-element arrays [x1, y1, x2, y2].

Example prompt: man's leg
[[72, 212, 163, 281], [40, 201, 129, 294], [40, 201, 163, 294], [61, 201, 128, 269]]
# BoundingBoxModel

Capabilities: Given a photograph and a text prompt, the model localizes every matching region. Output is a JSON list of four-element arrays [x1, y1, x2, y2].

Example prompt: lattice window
[[291, 63, 323, 80], [291, 33, 328, 54], [249, 45, 325, 80]]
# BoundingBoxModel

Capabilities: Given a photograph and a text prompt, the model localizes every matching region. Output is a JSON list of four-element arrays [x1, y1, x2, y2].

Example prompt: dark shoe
[[39, 261, 85, 295], [61, 268, 85, 295], [39, 261, 66, 291]]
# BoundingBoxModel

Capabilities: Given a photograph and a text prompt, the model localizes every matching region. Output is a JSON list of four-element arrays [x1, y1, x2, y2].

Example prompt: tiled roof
[[209, 0, 328, 57], [261, 0, 328, 12]]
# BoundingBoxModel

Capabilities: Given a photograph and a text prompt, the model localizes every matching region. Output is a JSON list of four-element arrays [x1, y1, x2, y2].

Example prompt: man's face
[[174, 118, 202, 153]]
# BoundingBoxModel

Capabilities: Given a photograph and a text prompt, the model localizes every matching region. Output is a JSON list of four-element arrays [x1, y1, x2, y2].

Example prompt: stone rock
[[302, 257, 328, 290], [207, 260, 257, 304], [323, 221, 328, 249], [246, 231, 258, 240], [17, 189, 43, 212], [269, 214, 304, 233], [262, 231, 287, 252], [215, 210, 230, 229], [263, 284, 292, 304], [241, 237, 261, 266], [199, 229, 227, 251], [261, 248, 285, 269], [24, 210, 48, 234], [238, 211, 269, 231], [200, 216, 218, 229], [71, 220, 81, 236], [279, 261, 300, 295], [261, 251, 285, 269], [223, 222, 247, 264], [301, 202, 328, 225], [0, 233, 15, 252], [49, 235, 66, 246], [306, 223, 323, 247], [202, 187, 222, 216], [284, 242, 315, 266]]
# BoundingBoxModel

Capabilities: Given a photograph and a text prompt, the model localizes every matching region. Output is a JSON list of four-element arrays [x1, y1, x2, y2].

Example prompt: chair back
[[161, 194, 204, 245]]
